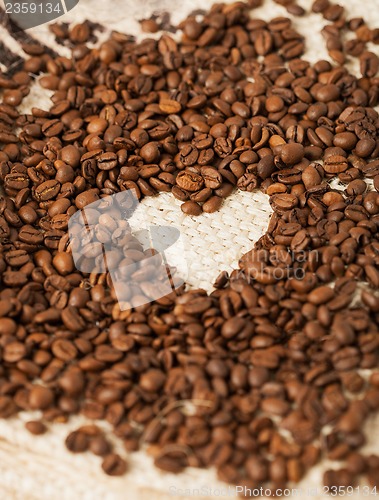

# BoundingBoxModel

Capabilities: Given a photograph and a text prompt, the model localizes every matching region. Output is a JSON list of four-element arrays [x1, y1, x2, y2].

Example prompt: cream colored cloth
[[0, 0, 378, 498]]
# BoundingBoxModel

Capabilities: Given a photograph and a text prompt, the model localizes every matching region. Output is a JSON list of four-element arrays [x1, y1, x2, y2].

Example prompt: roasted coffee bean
[[65, 430, 89, 453], [52, 252, 74, 275], [181, 200, 202, 215], [34, 180, 60, 201], [324, 155, 349, 174], [255, 30, 273, 56], [51, 339, 78, 361], [89, 435, 112, 456], [75, 190, 99, 209], [61, 307, 86, 332], [97, 152, 118, 171], [203, 196, 223, 213], [308, 286, 335, 305], [201, 167, 222, 189], [190, 187, 212, 203], [102, 453, 128, 476], [271, 193, 298, 211], [29, 386, 54, 410], [154, 449, 188, 473], [5, 249, 30, 267], [0, 318, 17, 335], [176, 170, 204, 192], [25, 420, 47, 435], [334, 132, 358, 150], [140, 19, 159, 33], [139, 369, 166, 392], [42, 119, 63, 137], [3, 342, 27, 363], [360, 51, 379, 77], [280, 143, 304, 165]]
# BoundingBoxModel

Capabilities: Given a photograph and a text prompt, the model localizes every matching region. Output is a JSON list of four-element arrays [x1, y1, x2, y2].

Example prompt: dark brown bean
[[25, 421, 47, 435], [102, 454, 128, 476]]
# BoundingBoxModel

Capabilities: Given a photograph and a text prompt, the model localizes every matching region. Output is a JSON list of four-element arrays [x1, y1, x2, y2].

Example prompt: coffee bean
[[261, 397, 290, 416], [280, 143, 304, 165], [203, 196, 223, 213], [271, 193, 298, 211], [34, 180, 60, 201], [0, 318, 17, 336], [190, 187, 212, 203], [61, 306, 86, 332], [25, 420, 47, 435], [42, 119, 63, 137], [245, 456, 269, 482], [58, 370, 85, 396], [181, 200, 202, 215], [70, 22, 91, 43], [255, 30, 273, 55], [3, 342, 27, 363], [333, 132, 358, 150], [324, 155, 348, 174], [65, 430, 89, 453], [52, 252, 74, 275], [90, 435, 112, 456], [355, 138, 376, 158], [140, 19, 159, 33], [97, 152, 118, 171], [51, 339, 78, 361], [176, 170, 204, 192], [29, 385, 54, 410], [102, 453, 128, 476], [5, 249, 30, 267], [75, 189, 99, 209], [4, 172, 29, 190], [139, 369, 166, 392], [60, 145, 81, 168], [360, 51, 379, 78], [308, 286, 335, 305], [201, 167, 222, 189], [154, 449, 187, 473], [316, 84, 340, 102]]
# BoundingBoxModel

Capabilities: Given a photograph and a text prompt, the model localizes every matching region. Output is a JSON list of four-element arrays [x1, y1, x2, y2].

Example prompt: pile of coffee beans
[[0, 0, 379, 491]]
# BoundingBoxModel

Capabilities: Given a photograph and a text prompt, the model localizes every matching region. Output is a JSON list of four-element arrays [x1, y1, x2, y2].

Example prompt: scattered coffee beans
[[0, 0, 378, 492]]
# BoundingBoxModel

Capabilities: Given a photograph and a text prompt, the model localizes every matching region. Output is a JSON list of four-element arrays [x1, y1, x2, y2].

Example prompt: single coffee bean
[[51, 339, 78, 361], [25, 420, 47, 435], [3, 342, 27, 363], [280, 143, 304, 165], [75, 190, 99, 209], [101, 453, 128, 476], [308, 286, 335, 305], [52, 252, 74, 275], [201, 167, 222, 189], [360, 51, 379, 78], [323, 155, 348, 174], [34, 180, 60, 201], [90, 435, 112, 456], [139, 369, 166, 392], [176, 170, 204, 192], [181, 200, 202, 215], [0, 318, 17, 335], [202, 196, 223, 213], [65, 430, 89, 453], [60, 145, 81, 168], [29, 385, 54, 410]]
